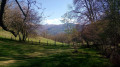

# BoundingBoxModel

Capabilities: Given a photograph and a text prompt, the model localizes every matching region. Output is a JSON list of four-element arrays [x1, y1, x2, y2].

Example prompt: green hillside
[[0, 38, 111, 67], [0, 28, 62, 45], [0, 28, 112, 67]]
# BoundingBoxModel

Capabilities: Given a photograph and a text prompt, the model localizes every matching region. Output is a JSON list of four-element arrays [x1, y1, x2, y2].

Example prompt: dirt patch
[[0, 60, 16, 65]]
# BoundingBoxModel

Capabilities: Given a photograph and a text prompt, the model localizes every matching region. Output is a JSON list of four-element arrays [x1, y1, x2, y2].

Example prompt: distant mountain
[[37, 23, 82, 35], [38, 24, 65, 35]]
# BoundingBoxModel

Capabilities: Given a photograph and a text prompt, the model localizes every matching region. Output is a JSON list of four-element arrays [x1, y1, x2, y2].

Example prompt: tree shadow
[[0, 38, 111, 67], [9, 51, 111, 67]]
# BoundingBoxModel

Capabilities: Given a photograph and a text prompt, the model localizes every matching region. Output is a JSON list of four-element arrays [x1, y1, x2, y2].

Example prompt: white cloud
[[45, 18, 63, 25], [61, 17, 77, 23], [43, 18, 77, 25]]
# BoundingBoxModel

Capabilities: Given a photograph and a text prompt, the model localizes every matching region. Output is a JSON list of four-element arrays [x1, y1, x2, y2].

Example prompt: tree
[[73, 0, 103, 23], [61, 9, 78, 43], [3, 3, 43, 41], [61, 11, 77, 34], [103, 0, 120, 47], [73, 0, 102, 47], [0, 0, 17, 36], [73, 0, 120, 45], [73, 0, 120, 65], [0, 0, 42, 38]]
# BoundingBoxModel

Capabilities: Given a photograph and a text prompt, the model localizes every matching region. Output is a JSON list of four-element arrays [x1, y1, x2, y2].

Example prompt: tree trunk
[[0, 0, 17, 37], [19, 34, 21, 41], [86, 41, 90, 48]]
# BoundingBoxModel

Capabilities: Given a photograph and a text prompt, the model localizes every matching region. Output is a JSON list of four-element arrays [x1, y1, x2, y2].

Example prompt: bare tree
[[73, 0, 103, 24], [0, 0, 42, 38], [0, 0, 17, 36]]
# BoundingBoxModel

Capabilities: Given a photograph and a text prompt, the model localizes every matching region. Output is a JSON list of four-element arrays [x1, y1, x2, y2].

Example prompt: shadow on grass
[[0, 38, 70, 61], [9, 51, 111, 67], [0, 38, 112, 67]]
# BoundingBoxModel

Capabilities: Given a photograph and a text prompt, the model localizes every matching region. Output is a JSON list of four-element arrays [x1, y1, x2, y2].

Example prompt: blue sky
[[39, 0, 73, 25]]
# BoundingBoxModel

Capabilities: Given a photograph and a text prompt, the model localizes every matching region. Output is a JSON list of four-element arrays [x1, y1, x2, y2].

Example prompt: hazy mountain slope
[[38, 24, 65, 35], [38, 24, 83, 35]]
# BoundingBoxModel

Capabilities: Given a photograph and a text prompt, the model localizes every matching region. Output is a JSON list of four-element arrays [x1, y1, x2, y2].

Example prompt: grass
[[0, 38, 112, 67], [0, 28, 112, 67], [0, 28, 63, 45]]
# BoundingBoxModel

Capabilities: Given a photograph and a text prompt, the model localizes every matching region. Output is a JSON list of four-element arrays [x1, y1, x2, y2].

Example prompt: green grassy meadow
[[0, 29, 112, 67], [0, 28, 62, 45]]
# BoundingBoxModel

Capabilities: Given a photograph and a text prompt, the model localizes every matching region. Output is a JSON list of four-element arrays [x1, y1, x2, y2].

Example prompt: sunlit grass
[[0, 28, 112, 67], [0, 28, 63, 45], [0, 38, 111, 67], [0, 38, 71, 67]]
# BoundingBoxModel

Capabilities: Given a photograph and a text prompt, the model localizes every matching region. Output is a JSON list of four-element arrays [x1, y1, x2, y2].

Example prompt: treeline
[[60, 0, 120, 66], [0, 0, 43, 41]]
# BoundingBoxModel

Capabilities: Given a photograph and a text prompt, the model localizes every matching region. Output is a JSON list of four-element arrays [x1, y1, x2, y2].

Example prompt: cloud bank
[[45, 18, 63, 25]]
